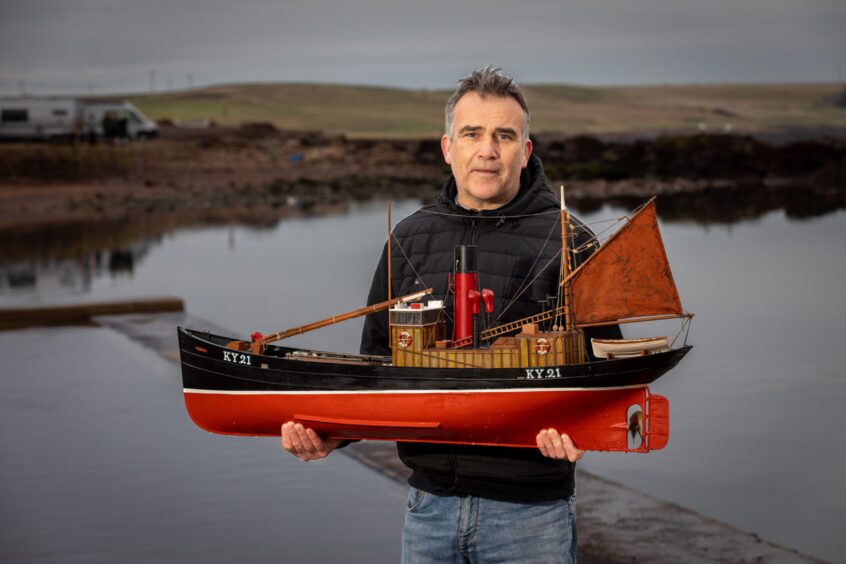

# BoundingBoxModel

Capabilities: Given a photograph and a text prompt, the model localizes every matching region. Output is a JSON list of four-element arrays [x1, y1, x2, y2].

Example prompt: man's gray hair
[[445, 66, 530, 141]]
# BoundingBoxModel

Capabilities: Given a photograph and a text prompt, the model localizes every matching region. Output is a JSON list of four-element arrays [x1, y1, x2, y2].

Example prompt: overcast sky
[[2, 0, 844, 96]]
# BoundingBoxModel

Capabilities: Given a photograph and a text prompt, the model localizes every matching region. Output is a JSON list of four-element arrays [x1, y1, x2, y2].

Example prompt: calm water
[[1, 200, 845, 562], [0, 327, 406, 563]]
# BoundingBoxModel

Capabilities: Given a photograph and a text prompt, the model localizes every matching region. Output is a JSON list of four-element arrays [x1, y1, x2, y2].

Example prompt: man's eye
[[464, 132, 478, 138], [497, 133, 514, 141]]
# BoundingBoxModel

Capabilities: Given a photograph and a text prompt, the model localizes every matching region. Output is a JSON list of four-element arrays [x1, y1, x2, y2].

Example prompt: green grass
[[130, 82, 846, 138]]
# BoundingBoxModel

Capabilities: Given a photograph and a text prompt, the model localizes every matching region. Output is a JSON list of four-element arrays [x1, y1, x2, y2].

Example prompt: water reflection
[[0, 327, 404, 563], [3, 186, 839, 308], [1, 196, 845, 561], [0, 243, 151, 304], [1, 186, 843, 265], [570, 183, 844, 225]]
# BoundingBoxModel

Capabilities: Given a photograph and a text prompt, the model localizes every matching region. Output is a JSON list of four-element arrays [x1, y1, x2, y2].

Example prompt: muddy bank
[[1, 124, 843, 261]]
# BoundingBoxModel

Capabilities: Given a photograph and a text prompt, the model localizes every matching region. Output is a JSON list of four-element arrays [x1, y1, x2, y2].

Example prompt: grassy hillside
[[129, 82, 846, 138]]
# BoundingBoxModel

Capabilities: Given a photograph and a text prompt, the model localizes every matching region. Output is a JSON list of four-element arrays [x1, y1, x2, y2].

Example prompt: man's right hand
[[281, 421, 343, 462], [536, 428, 585, 462]]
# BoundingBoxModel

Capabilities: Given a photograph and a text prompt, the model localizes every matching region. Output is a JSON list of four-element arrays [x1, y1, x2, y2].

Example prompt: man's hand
[[536, 428, 585, 462], [281, 422, 343, 462]]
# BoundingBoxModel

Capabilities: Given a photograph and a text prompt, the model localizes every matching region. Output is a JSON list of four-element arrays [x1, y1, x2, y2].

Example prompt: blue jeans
[[402, 488, 577, 563]]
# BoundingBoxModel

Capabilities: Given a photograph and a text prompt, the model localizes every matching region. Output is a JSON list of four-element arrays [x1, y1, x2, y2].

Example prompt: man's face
[[441, 91, 532, 211]]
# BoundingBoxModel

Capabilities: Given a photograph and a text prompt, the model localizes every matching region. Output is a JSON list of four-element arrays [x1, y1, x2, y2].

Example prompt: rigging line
[[418, 206, 629, 225], [583, 216, 628, 227], [418, 208, 629, 227], [571, 240, 599, 255], [591, 217, 628, 243], [491, 215, 560, 323], [683, 316, 692, 346], [494, 248, 563, 324], [669, 319, 686, 349], [390, 232, 452, 326], [584, 200, 655, 260], [570, 224, 601, 254], [390, 231, 430, 293], [492, 213, 599, 326], [418, 208, 561, 220], [669, 315, 693, 349], [565, 230, 602, 260]]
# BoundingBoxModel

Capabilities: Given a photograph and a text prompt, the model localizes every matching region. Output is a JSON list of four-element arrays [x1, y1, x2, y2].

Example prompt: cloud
[[1, 0, 844, 95]]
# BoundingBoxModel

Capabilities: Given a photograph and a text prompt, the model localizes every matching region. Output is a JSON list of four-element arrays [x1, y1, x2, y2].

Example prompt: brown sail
[[568, 199, 683, 326]]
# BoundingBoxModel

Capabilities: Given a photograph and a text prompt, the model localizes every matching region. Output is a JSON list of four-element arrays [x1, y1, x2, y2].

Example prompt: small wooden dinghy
[[591, 337, 670, 359]]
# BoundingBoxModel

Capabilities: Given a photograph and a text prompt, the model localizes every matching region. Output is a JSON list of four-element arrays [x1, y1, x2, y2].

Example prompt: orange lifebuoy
[[535, 338, 550, 355], [398, 331, 413, 348]]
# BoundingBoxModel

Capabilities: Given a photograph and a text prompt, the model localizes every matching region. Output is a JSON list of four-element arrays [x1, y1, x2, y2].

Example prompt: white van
[[80, 101, 158, 140], [0, 97, 81, 140]]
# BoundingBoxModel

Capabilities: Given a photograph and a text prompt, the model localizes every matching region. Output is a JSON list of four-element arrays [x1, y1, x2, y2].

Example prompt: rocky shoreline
[[1, 124, 843, 261]]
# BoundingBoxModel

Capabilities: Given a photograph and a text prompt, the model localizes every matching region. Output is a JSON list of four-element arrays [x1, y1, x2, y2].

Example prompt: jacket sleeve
[[359, 242, 391, 355]]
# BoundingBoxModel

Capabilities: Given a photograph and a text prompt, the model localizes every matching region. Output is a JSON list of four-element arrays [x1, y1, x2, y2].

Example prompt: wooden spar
[[576, 312, 694, 329], [248, 289, 433, 351]]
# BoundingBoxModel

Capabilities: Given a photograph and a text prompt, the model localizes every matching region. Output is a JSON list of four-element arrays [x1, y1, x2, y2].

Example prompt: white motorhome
[[0, 97, 158, 141], [0, 97, 81, 140], [80, 101, 158, 139]]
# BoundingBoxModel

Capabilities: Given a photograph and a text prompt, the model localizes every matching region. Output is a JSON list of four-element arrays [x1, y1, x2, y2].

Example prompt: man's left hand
[[536, 428, 584, 462]]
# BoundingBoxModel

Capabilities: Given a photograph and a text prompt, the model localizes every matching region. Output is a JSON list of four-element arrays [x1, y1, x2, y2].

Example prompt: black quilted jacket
[[360, 154, 620, 502]]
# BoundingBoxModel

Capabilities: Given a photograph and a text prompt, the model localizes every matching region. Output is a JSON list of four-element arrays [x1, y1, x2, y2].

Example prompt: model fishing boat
[[179, 196, 693, 452]]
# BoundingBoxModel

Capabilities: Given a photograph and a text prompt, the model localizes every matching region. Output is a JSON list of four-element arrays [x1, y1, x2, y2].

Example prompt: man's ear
[[522, 138, 533, 168], [441, 135, 452, 165]]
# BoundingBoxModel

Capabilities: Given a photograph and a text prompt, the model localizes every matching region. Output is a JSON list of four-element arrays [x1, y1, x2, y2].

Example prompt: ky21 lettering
[[524, 368, 562, 379], [222, 351, 251, 366]]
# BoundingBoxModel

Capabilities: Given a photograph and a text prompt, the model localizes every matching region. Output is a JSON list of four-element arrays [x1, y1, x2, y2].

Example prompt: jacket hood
[[437, 154, 559, 219]]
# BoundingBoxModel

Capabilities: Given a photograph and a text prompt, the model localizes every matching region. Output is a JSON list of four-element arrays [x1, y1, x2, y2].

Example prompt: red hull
[[184, 386, 669, 452]]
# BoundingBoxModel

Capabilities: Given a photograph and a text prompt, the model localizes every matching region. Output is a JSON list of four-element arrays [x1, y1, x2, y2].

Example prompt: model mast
[[558, 186, 573, 332]]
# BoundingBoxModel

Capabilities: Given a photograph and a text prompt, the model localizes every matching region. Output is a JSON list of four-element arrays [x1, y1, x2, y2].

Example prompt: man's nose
[[477, 135, 498, 159]]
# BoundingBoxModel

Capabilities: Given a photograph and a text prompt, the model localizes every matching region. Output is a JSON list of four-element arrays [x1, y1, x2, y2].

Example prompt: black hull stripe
[[178, 327, 692, 393], [180, 356, 682, 392]]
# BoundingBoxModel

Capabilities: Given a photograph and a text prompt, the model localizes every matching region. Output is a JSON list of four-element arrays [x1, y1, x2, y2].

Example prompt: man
[[283, 66, 617, 563]]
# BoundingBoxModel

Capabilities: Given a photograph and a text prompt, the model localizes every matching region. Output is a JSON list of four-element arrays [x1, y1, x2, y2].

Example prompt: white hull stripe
[[183, 384, 648, 395]]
